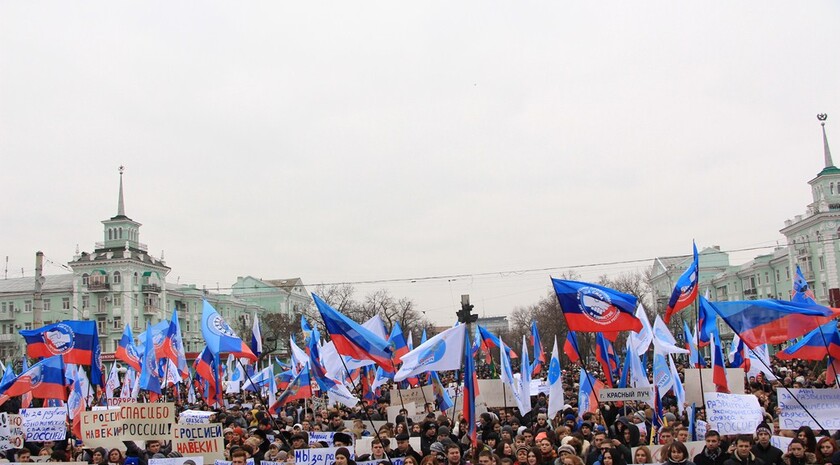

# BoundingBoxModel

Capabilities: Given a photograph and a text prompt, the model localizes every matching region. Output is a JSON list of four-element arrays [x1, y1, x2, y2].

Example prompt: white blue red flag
[[547, 336, 565, 419], [665, 242, 699, 323], [553, 279, 642, 333], [394, 323, 465, 382]]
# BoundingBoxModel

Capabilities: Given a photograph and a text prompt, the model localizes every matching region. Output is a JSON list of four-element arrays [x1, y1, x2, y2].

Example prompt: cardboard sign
[[683, 368, 746, 405], [309, 431, 354, 446], [294, 446, 355, 465], [771, 436, 793, 451], [598, 387, 655, 403], [21, 407, 67, 441], [173, 423, 225, 461], [80, 402, 175, 448], [704, 392, 764, 434], [476, 379, 517, 407], [150, 458, 204, 465], [777, 388, 840, 430], [0, 413, 25, 451], [399, 386, 435, 409]]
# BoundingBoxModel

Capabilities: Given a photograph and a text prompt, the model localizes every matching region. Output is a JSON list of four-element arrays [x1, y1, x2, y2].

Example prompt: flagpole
[[236, 358, 294, 451], [389, 361, 406, 412], [743, 344, 826, 430], [335, 356, 397, 465], [690, 300, 706, 408]]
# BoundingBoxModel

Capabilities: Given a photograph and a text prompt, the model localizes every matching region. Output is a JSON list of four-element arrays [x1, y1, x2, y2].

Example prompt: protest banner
[[476, 379, 516, 407], [704, 392, 764, 434], [309, 431, 355, 447], [173, 423, 225, 461], [632, 442, 705, 463], [357, 460, 404, 465], [695, 420, 708, 439], [598, 387, 655, 403], [386, 403, 415, 424], [295, 446, 355, 465], [683, 369, 745, 405], [400, 386, 435, 409], [80, 402, 175, 448], [529, 379, 550, 396], [355, 438, 420, 457], [21, 407, 67, 441], [771, 436, 793, 452], [0, 413, 24, 451], [150, 457, 204, 465], [343, 420, 386, 435], [214, 460, 254, 465], [777, 388, 840, 430], [179, 410, 215, 425]]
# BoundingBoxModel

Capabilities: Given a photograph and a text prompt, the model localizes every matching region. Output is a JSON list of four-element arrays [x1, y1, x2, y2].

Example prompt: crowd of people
[[1, 356, 839, 465]]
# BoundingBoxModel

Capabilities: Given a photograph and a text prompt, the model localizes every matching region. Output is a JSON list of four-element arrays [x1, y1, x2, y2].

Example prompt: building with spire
[[650, 115, 839, 335], [0, 168, 311, 361]]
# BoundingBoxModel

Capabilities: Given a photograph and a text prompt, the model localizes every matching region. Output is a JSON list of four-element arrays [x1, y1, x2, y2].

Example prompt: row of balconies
[[86, 283, 161, 293]]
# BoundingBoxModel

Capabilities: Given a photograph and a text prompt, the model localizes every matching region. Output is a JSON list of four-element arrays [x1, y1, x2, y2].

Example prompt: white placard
[[683, 369, 746, 406], [21, 407, 67, 441], [704, 392, 764, 434], [294, 446, 355, 465], [179, 410, 215, 424], [598, 387, 655, 403], [777, 388, 840, 430]]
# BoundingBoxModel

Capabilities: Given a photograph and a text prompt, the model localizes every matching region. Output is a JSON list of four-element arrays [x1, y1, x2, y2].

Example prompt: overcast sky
[[2, 1, 839, 325]]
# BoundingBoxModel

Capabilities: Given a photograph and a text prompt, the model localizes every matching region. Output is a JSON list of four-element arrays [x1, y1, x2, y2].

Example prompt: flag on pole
[[462, 329, 477, 448], [251, 313, 263, 357], [664, 242, 699, 323], [519, 335, 533, 414], [552, 278, 642, 333], [564, 331, 581, 363], [683, 321, 706, 368], [271, 365, 312, 412], [395, 324, 466, 382], [430, 371, 453, 412], [668, 354, 686, 415], [792, 265, 817, 303], [652, 316, 689, 355], [162, 309, 189, 380], [105, 363, 120, 399], [20, 320, 103, 385], [116, 325, 142, 372], [68, 370, 85, 438], [697, 294, 717, 347], [711, 333, 729, 393], [577, 368, 603, 418], [201, 300, 257, 361], [312, 294, 392, 370], [777, 322, 840, 360], [595, 333, 618, 387], [629, 304, 654, 355], [530, 321, 545, 375], [728, 333, 750, 371], [139, 325, 161, 395], [546, 336, 565, 419], [0, 355, 65, 407]]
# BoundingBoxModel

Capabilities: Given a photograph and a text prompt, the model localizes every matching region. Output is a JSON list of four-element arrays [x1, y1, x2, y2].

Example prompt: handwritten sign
[[770, 436, 793, 451], [704, 392, 764, 434], [309, 431, 354, 447], [150, 458, 204, 465], [295, 446, 355, 465], [80, 402, 175, 448], [173, 424, 224, 461], [179, 410, 215, 425], [21, 407, 67, 441], [0, 413, 24, 451], [777, 388, 840, 430]]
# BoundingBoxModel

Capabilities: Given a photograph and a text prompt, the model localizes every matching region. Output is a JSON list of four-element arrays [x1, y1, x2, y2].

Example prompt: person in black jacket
[[752, 424, 783, 465], [725, 436, 765, 465], [694, 431, 730, 465]]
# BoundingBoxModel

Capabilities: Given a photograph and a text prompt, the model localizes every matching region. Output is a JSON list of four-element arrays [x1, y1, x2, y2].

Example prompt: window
[[786, 267, 791, 279], [113, 294, 122, 306], [776, 269, 780, 282], [832, 183, 835, 195], [184, 319, 191, 333], [43, 299, 51, 312], [133, 273, 138, 285], [1, 303, 5, 312], [113, 340, 119, 352], [113, 316, 121, 330], [822, 282, 828, 297], [82, 273, 89, 285], [108, 229, 112, 240], [764, 272, 769, 284], [24, 300, 31, 312], [134, 317, 139, 329], [24, 323, 31, 330], [113, 271, 121, 284], [62, 297, 70, 310], [97, 318, 106, 333], [820, 256, 825, 270], [119, 227, 122, 239], [757, 274, 761, 285], [82, 295, 90, 309]]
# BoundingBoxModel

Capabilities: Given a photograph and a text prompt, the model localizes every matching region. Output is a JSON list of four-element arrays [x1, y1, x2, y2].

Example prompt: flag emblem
[[548, 357, 561, 384], [418, 340, 447, 366], [28, 365, 44, 388], [43, 324, 76, 355], [578, 287, 621, 325], [210, 315, 237, 337]]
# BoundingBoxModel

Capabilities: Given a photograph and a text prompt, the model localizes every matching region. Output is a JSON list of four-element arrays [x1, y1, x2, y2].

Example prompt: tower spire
[[819, 114, 833, 168], [117, 165, 126, 217]]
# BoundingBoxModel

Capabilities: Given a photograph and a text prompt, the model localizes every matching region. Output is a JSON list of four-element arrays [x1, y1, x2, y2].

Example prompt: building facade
[[0, 170, 311, 360], [650, 116, 839, 339]]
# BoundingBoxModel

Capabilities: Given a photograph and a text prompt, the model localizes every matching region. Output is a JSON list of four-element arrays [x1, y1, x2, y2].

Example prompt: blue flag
[[139, 324, 161, 394]]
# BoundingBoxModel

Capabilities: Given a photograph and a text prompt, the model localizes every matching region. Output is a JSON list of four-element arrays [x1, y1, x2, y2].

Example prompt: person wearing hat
[[391, 433, 422, 464], [333, 433, 352, 448], [334, 447, 356, 465], [752, 424, 782, 465], [438, 426, 457, 445], [421, 422, 438, 456], [291, 432, 309, 452]]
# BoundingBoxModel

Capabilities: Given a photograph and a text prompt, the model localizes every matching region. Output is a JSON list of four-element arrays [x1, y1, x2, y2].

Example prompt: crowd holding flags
[[2, 239, 840, 454]]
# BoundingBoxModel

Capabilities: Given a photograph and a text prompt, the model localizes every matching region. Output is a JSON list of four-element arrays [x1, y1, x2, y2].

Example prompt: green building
[[0, 170, 311, 361]]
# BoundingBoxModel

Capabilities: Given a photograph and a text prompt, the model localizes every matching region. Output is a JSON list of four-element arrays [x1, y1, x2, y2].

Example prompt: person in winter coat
[[694, 431, 731, 465], [783, 440, 817, 465], [752, 424, 783, 465], [725, 436, 765, 465]]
